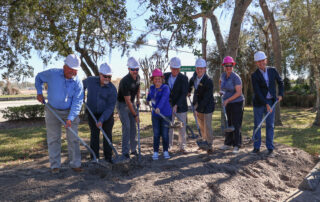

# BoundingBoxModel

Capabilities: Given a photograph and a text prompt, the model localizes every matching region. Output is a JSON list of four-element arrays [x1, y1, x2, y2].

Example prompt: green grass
[[0, 107, 319, 166]]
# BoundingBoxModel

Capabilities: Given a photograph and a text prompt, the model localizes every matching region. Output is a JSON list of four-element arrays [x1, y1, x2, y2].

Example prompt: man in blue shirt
[[83, 63, 117, 163], [35, 54, 84, 173]]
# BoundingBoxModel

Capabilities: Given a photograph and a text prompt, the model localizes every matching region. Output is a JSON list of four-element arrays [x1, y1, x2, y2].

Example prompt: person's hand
[[155, 108, 160, 114], [65, 120, 72, 128], [173, 105, 177, 113], [223, 99, 229, 107], [277, 96, 282, 102], [37, 94, 44, 104], [266, 104, 272, 113], [96, 122, 102, 128], [135, 116, 139, 123]]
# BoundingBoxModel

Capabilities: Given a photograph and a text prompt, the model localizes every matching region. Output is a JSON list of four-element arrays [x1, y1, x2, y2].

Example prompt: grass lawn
[[0, 107, 319, 166]]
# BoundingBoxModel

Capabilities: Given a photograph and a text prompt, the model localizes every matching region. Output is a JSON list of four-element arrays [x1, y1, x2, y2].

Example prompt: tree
[[2, 0, 132, 78]]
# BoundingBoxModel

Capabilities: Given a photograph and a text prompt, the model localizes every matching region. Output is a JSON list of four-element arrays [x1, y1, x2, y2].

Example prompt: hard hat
[[127, 57, 140, 69], [222, 56, 236, 66], [64, 54, 81, 70], [254, 51, 267, 62], [99, 63, 112, 75], [169, 57, 181, 68], [151, 68, 163, 78], [195, 58, 206, 68]]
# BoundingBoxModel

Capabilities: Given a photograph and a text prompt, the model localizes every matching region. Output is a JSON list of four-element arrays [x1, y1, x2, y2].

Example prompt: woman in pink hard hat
[[219, 56, 244, 154], [146, 68, 172, 160]]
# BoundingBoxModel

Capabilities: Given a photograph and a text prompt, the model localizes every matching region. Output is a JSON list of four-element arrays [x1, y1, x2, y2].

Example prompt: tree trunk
[[202, 17, 208, 60], [313, 65, 320, 126], [259, 0, 283, 126]]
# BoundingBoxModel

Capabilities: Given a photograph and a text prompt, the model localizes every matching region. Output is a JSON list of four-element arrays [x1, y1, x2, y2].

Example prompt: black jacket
[[251, 67, 284, 107], [164, 72, 188, 113], [188, 73, 215, 113]]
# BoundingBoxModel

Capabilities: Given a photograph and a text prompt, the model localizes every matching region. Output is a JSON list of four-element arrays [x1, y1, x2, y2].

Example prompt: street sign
[[180, 66, 195, 72]]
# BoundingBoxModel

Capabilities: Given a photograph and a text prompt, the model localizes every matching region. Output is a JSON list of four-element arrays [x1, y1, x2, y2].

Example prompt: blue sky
[[26, 1, 233, 82]]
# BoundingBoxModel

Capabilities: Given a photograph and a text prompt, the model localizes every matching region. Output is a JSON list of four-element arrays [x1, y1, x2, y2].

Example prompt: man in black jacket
[[188, 58, 215, 152], [164, 57, 189, 153], [251, 51, 283, 156]]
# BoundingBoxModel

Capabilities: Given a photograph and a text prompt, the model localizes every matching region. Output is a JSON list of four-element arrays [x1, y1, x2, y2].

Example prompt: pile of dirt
[[0, 136, 317, 201]]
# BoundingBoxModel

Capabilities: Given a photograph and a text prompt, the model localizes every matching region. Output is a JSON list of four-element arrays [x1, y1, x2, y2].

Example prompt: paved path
[[0, 99, 39, 122]]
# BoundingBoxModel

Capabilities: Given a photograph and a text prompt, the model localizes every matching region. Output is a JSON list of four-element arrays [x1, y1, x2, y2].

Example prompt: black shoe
[[267, 149, 274, 157], [130, 150, 138, 156], [105, 158, 113, 164], [251, 148, 260, 154], [123, 154, 130, 159]]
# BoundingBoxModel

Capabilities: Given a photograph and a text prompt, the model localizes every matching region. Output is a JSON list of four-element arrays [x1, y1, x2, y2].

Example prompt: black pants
[[224, 100, 244, 147], [87, 111, 114, 161]]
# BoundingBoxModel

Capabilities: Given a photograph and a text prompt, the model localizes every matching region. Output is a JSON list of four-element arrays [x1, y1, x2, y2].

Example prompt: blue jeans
[[253, 99, 275, 150], [152, 115, 170, 152]]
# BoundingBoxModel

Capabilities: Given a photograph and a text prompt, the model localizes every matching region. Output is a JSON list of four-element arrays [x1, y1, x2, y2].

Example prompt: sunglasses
[[102, 75, 112, 79], [224, 64, 233, 68], [130, 68, 139, 72]]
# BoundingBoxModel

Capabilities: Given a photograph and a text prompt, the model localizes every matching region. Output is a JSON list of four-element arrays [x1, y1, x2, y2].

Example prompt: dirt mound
[[0, 136, 316, 201]]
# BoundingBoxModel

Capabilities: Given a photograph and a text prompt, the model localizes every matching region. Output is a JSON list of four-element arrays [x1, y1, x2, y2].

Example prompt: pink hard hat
[[151, 68, 163, 78], [222, 56, 236, 66]]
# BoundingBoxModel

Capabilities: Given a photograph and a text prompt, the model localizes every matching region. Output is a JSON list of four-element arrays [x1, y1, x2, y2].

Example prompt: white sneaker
[[233, 147, 239, 154], [163, 151, 170, 159], [152, 152, 159, 160], [220, 145, 232, 150]]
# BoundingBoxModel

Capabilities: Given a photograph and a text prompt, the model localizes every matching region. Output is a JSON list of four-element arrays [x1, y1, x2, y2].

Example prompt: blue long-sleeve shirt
[[147, 84, 172, 117], [35, 68, 84, 121], [83, 77, 117, 123]]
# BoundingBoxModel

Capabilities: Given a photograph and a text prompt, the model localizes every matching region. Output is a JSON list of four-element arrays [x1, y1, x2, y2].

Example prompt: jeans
[[253, 99, 275, 150], [224, 100, 244, 147], [117, 102, 137, 155], [87, 111, 114, 161], [152, 115, 170, 152]]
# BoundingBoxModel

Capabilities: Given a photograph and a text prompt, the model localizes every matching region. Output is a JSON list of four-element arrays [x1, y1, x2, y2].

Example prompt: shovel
[[84, 102, 129, 165], [173, 111, 198, 139], [252, 100, 279, 142], [220, 92, 235, 133], [44, 101, 109, 168], [136, 104, 141, 161]]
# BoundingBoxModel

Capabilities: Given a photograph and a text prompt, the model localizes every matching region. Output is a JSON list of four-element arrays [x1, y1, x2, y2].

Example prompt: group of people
[[35, 50, 283, 173]]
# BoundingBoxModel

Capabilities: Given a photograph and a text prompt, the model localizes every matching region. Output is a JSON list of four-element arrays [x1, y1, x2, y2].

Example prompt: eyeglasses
[[130, 68, 139, 72], [224, 65, 233, 68], [102, 75, 112, 79]]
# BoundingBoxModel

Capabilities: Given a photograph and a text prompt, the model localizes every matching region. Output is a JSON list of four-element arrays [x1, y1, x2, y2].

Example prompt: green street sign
[[180, 66, 195, 72]]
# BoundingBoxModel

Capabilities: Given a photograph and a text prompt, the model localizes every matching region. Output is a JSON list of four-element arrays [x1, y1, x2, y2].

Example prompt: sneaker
[[163, 151, 170, 159], [251, 148, 260, 154], [51, 168, 60, 174], [220, 145, 232, 150], [233, 146, 239, 154], [198, 141, 210, 150], [152, 152, 159, 160], [267, 149, 274, 157]]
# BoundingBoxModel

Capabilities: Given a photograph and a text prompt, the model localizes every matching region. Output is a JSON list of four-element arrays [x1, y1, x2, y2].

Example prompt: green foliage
[[1, 0, 132, 78], [1, 105, 45, 120]]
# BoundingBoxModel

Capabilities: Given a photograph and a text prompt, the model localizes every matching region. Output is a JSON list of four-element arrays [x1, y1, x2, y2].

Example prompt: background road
[[0, 99, 39, 122]]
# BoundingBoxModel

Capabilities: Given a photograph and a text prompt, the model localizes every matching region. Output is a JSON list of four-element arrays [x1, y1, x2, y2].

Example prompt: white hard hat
[[127, 57, 140, 69], [254, 51, 267, 62], [169, 57, 181, 68], [64, 54, 81, 70], [195, 58, 206, 68], [99, 63, 112, 75]]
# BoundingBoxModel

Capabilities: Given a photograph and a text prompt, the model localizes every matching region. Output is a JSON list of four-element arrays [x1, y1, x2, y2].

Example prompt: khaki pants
[[169, 112, 187, 150], [196, 112, 213, 145], [45, 105, 81, 169]]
